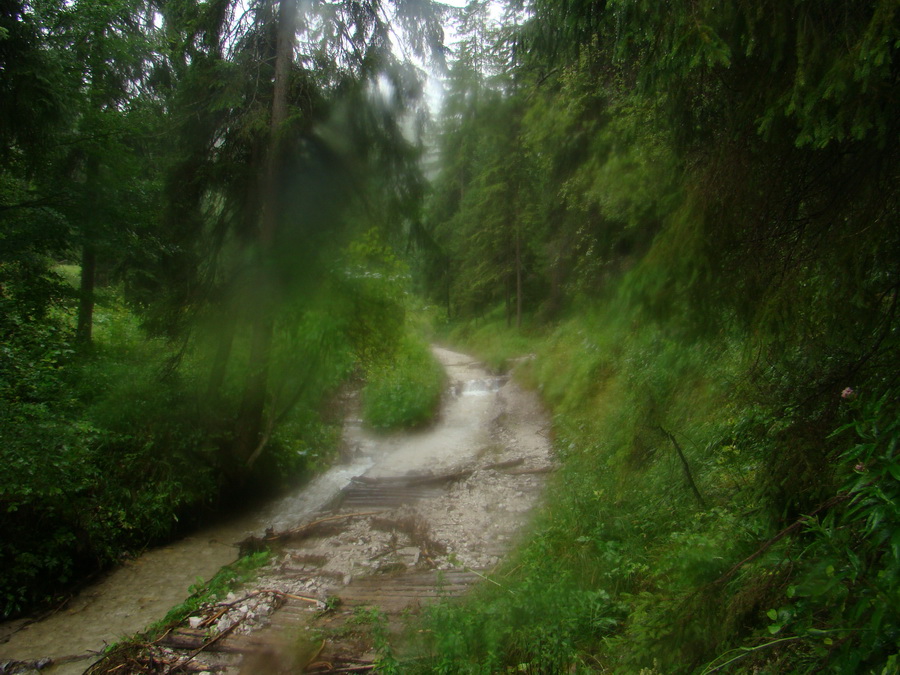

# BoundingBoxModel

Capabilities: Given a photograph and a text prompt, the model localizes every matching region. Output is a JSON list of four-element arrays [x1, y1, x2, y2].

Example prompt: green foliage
[[420, 2, 897, 668], [349, 606, 402, 674], [153, 551, 271, 631], [425, 274, 894, 674], [362, 335, 445, 430], [329, 228, 447, 432], [0, 0, 443, 626], [726, 389, 900, 674], [0, 285, 349, 617], [340, 228, 410, 366], [531, 0, 900, 149], [0, 304, 216, 616], [443, 311, 538, 373], [420, 303, 745, 672]]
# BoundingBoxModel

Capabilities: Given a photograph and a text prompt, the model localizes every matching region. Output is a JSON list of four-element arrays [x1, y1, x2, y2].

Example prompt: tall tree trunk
[[515, 225, 522, 329], [76, 243, 96, 344], [505, 271, 512, 328], [76, 153, 100, 346], [207, 320, 235, 400], [234, 0, 297, 466], [445, 267, 451, 320]]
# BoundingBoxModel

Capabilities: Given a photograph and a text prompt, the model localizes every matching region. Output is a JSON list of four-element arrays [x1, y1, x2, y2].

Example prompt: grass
[[148, 551, 272, 632], [442, 308, 541, 372], [406, 296, 800, 674], [362, 334, 445, 430]]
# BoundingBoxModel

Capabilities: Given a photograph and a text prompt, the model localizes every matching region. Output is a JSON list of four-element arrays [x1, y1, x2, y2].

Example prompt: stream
[[0, 347, 521, 674]]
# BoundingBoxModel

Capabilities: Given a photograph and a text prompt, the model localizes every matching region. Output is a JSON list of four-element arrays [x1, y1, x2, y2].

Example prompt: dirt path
[[135, 346, 553, 673], [5, 347, 553, 674]]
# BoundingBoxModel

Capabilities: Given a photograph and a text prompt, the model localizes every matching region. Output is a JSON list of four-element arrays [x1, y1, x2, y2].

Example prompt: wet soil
[[1, 346, 553, 674]]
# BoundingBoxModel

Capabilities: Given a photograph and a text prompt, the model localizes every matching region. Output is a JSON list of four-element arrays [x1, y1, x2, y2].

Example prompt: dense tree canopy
[[416, 0, 899, 672], [0, 0, 445, 616], [2, 0, 898, 671]]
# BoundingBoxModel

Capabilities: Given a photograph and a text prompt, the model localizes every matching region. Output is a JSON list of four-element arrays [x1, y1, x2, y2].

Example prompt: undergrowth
[[415, 290, 898, 674], [443, 306, 540, 372], [362, 334, 445, 430], [0, 264, 401, 617]]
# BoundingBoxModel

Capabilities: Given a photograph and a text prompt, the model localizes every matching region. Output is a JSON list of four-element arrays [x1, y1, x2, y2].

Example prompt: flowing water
[[0, 347, 505, 674]]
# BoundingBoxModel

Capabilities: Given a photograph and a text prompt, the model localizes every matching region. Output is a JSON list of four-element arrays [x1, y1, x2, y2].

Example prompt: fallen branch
[[199, 605, 230, 629], [162, 659, 225, 673], [165, 615, 243, 675], [191, 588, 289, 630], [482, 458, 524, 470], [225, 587, 317, 605], [700, 635, 805, 674], [369, 545, 400, 561], [347, 459, 530, 491], [370, 516, 447, 556], [707, 493, 851, 589], [158, 631, 247, 655], [403, 470, 473, 486], [302, 640, 328, 671], [307, 662, 376, 673], [659, 426, 706, 508], [277, 590, 324, 605], [151, 626, 176, 647], [271, 511, 383, 539]]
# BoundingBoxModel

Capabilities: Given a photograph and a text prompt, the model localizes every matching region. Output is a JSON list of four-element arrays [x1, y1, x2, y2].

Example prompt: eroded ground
[[3, 347, 553, 674]]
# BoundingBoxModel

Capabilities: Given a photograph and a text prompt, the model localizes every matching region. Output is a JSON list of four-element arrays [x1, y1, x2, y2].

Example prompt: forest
[[2, 0, 898, 672]]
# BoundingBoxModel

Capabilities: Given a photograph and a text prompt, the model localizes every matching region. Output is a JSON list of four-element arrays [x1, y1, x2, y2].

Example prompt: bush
[[362, 336, 445, 430]]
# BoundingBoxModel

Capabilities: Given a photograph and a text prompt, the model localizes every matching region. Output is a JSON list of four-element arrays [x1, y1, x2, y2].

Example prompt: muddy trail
[[1, 347, 553, 674]]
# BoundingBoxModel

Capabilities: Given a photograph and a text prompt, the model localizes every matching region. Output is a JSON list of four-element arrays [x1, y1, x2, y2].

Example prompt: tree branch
[[659, 425, 706, 508]]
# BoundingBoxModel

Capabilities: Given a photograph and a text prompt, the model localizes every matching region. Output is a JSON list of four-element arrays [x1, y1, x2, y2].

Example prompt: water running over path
[[0, 346, 553, 674]]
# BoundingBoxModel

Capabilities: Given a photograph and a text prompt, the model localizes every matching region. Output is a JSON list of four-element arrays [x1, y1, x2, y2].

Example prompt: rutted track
[[132, 346, 553, 674], [2, 347, 553, 674]]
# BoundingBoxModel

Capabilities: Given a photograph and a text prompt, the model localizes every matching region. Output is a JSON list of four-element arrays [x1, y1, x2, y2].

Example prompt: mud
[[0, 346, 553, 674]]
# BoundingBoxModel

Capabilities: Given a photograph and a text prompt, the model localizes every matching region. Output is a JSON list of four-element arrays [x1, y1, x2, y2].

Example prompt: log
[[158, 631, 247, 655], [505, 466, 554, 475], [237, 511, 382, 549]]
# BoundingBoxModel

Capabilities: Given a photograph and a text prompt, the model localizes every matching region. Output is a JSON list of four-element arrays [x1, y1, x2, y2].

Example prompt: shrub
[[362, 336, 445, 430]]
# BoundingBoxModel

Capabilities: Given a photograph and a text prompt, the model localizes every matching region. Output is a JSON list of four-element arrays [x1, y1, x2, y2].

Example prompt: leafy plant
[[362, 335, 445, 430]]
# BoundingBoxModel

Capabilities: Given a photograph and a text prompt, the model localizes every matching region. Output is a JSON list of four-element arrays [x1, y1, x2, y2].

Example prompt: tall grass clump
[[362, 335, 445, 430]]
